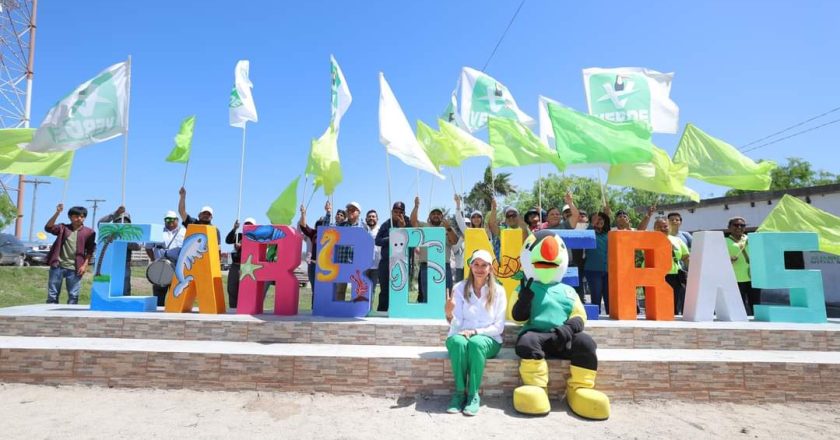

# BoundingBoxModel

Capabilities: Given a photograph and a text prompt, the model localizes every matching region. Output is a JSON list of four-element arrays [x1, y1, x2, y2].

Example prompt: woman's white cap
[[468, 249, 494, 265]]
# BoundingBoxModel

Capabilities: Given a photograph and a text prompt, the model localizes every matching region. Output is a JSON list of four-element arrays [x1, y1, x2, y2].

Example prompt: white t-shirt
[[448, 280, 508, 343]]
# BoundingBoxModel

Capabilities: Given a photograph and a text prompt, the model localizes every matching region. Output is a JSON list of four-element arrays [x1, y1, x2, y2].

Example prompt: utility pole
[[22, 178, 50, 241], [86, 199, 106, 229]]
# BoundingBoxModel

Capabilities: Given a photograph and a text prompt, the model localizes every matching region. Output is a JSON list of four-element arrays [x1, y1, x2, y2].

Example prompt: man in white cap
[[145, 211, 186, 306], [225, 217, 257, 308], [178, 186, 220, 244]]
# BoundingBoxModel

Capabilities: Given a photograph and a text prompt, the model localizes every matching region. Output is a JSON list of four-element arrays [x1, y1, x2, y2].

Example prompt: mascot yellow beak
[[521, 230, 568, 284]]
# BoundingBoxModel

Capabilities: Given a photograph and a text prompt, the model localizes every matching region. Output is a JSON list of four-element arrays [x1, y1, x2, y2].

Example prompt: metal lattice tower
[[0, 0, 37, 237]]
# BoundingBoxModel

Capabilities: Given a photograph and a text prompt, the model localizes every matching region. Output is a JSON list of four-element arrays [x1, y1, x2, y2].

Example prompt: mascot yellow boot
[[511, 229, 610, 419], [513, 359, 550, 415]]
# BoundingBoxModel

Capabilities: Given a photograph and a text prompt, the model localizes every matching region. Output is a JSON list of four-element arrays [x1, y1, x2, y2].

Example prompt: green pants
[[445, 334, 502, 395]]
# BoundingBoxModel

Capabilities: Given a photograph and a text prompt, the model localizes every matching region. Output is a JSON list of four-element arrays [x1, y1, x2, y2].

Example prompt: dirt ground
[[1, 383, 838, 439]]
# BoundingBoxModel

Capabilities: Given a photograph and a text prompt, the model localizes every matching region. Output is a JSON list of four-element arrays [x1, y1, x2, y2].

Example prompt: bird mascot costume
[[511, 229, 610, 419]]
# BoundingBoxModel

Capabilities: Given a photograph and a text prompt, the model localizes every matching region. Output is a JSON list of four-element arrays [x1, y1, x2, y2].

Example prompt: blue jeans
[[584, 270, 609, 315], [47, 267, 82, 304]]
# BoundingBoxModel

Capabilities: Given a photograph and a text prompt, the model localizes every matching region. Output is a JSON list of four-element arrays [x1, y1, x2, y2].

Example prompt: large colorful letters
[[388, 227, 446, 319], [90, 223, 161, 312], [237, 225, 302, 315], [750, 232, 827, 323], [608, 231, 673, 320], [683, 231, 748, 322], [165, 224, 226, 314], [312, 227, 374, 317]]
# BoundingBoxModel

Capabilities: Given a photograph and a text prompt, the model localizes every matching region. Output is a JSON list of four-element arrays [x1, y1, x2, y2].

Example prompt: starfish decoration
[[239, 255, 264, 281]]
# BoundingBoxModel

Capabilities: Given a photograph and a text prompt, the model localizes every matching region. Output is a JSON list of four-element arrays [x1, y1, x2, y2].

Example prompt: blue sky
[[14, 1, 839, 248]]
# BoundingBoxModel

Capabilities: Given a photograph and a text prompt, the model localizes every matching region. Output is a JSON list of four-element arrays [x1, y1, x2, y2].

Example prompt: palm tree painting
[[94, 223, 144, 280]]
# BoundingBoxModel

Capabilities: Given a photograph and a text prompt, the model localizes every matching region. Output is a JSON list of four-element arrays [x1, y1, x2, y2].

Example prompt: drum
[[146, 258, 175, 287]]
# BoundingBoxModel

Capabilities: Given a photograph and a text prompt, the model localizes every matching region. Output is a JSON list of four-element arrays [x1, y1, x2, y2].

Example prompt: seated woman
[[444, 249, 508, 416]]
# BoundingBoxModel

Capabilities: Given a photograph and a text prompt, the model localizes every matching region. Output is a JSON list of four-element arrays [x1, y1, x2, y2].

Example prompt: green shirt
[[727, 235, 750, 282], [667, 235, 689, 275], [519, 282, 580, 335], [59, 229, 78, 270]]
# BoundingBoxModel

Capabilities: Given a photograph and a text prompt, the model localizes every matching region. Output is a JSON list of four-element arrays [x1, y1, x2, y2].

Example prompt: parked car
[[22, 241, 50, 266], [0, 233, 26, 266]]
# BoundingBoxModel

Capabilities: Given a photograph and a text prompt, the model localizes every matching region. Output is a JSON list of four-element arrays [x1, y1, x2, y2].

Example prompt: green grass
[[0, 266, 318, 312], [0, 266, 424, 312]]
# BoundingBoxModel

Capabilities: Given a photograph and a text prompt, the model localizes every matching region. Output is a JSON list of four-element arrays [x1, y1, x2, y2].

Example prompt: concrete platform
[[2, 304, 839, 402], [1, 335, 839, 402], [2, 304, 839, 351]]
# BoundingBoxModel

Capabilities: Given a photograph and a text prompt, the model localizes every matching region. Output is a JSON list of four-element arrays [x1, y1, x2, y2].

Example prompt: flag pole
[[121, 55, 132, 209], [538, 164, 543, 214], [385, 152, 393, 225], [235, 125, 247, 244], [61, 178, 70, 204], [300, 174, 309, 211], [181, 158, 190, 188]]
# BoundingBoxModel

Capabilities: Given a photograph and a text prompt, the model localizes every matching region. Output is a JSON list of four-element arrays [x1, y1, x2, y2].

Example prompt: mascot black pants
[[515, 331, 598, 371]]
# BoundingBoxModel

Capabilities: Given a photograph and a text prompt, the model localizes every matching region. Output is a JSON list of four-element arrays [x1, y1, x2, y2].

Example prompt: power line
[[741, 116, 840, 153], [481, 0, 526, 72], [739, 105, 840, 150]]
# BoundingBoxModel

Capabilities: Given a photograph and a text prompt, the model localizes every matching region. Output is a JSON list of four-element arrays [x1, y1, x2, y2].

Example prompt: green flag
[[305, 126, 342, 195], [758, 194, 840, 256], [674, 123, 776, 190], [487, 116, 565, 171], [0, 128, 74, 178], [266, 176, 300, 225], [416, 120, 459, 171], [547, 102, 654, 165], [437, 119, 494, 163], [607, 146, 700, 202], [166, 115, 195, 163], [26, 61, 129, 152]]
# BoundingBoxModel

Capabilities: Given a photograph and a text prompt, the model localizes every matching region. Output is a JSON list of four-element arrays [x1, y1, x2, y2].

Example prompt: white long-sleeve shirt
[[448, 280, 507, 343]]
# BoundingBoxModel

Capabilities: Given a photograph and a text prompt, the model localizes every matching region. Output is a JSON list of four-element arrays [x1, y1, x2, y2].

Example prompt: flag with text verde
[[0, 128, 74, 178], [674, 123, 776, 191], [25, 61, 129, 152], [547, 102, 654, 166], [607, 146, 699, 201], [758, 194, 840, 256], [165, 115, 195, 163], [267, 176, 301, 226], [487, 116, 565, 171]]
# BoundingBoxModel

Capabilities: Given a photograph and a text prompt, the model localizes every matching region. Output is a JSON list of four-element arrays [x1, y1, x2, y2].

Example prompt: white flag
[[229, 60, 258, 128], [25, 61, 129, 152], [582, 67, 679, 134], [458, 66, 534, 133], [537, 95, 560, 150], [439, 79, 467, 129], [378, 73, 444, 179], [330, 55, 352, 128]]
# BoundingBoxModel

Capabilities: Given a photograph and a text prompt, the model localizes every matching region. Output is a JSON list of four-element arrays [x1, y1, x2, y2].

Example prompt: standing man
[[727, 217, 760, 315], [335, 201, 365, 300], [145, 211, 185, 306], [668, 212, 692, 287], [178, 186, 219, 244], [299, 202, 332, 308], [487, 199, 529, 260], [364, 209, 381, 303], [375, 201, 411, 312], [45, 204, 96, 304], [98, 206, 142, 296], [410, 197, 459, 302], [225, 217, 256, 309]]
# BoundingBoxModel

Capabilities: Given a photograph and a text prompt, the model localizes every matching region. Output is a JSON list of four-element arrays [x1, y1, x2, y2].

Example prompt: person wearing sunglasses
[[145, 211, 186, 306], [727, 216, 759, 315], [487, 198, 529, 259], [374, 201, 411, 312]]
